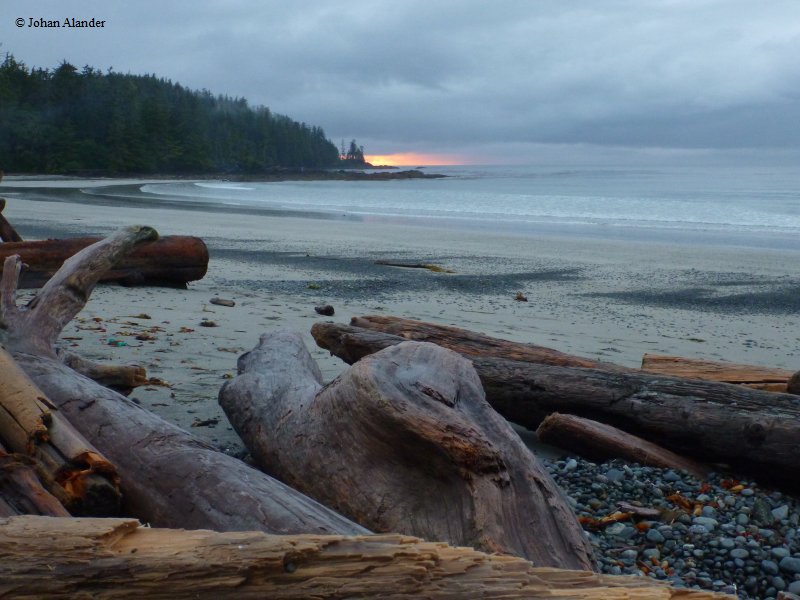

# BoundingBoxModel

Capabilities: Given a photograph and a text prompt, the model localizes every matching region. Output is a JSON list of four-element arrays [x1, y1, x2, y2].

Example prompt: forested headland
[[0, 54, 354, 174]]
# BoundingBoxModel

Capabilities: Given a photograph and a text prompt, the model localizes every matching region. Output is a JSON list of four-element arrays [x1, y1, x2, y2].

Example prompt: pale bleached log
[[0, 516, 734, 600], [220, 331, 595, 571], [1, 226, 367, 535], [17, 351, 370, 535]]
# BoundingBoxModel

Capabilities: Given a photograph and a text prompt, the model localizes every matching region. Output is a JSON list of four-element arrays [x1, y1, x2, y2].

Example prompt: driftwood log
[[0, 235, 208, 288], [0, 442, 70, 517], [0, 198, 23, 242], [220, 331, 595, 571], [641, 353, 796, 393], [348, 314, 628, 370], [0, 516, 732, 600], [312, 321, 800, 488], [0, 346, 121, 515], [536, 413, 709, 479], [1, 226, 368, 535]]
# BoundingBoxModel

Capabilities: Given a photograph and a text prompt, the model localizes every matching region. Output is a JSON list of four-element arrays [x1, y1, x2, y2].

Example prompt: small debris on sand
[[210, 297, 236, 307], [314, 304, 335, 316]]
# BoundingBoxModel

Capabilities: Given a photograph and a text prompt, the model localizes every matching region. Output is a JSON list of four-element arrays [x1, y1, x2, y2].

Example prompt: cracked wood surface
[[0, 516, 734, 599], [220, 331, 595, 571]]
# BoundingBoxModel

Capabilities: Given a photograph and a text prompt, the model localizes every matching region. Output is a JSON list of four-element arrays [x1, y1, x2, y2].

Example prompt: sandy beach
[[2, 176, 799, 455]]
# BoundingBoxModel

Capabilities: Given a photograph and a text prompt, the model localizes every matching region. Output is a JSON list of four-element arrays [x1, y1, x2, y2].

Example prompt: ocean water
[[135, 165, 800, 251]]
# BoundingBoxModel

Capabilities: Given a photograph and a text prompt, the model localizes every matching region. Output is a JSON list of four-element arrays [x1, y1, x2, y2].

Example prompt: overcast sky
[[4, 1, 800, 164]]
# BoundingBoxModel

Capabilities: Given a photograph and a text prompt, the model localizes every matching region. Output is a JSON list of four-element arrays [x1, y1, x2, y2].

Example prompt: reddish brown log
[[0, 442, 70, 517], [642, 353, 795, 393], [220, 331, 596, 571], [0, 199, 23, 243], [0, 516, 732, 599], [536, 413, 709, 478], [349, 315, 628, 370], [0, 235, 208, 288]]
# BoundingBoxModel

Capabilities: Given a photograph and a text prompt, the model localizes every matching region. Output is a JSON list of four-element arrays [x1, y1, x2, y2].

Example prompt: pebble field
[[545, 458, 800, 599]]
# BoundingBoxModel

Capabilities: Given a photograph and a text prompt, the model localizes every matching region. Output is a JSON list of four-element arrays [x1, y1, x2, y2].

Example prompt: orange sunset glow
[[364, 152, 465, 166]]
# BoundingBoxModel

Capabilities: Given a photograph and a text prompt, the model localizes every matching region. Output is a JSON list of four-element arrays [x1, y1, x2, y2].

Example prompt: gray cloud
[[4, 0, 800, 162]]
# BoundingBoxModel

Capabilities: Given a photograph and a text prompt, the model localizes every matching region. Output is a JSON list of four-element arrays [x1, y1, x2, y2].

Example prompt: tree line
[[0, 54, 359, 174]]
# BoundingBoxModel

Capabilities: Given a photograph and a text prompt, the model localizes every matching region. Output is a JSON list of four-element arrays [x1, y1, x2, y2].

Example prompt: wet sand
[[3, 177, 799, 455]]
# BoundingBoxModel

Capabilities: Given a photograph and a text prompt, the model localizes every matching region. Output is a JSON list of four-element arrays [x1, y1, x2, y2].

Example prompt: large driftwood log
[[0, 346, 121, 516], [219, 331, 595, 571], [348, 314, 628, 370], [312, 321, 800, 487], [0, 517, 732, 600], [536, 413, 709, 479], [1, 226, 368, 535], [0, 235, 208, 288], [0, 442, 70, 517], [19, 354, 368, 534], [641, 353, 795, 393]]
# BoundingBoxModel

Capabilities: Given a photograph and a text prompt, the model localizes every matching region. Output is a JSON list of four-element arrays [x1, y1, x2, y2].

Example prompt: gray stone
[[779, 556, 800, 574], [730, 548, 749, 559], [605, 522, 626, 536], [789, 580, 800, 595], [753, 497, 776, 526], [693, 516, 719, 531], [662, 470, 681, 482], [719, 537, 735, 549], [773, 504, 790, 521], [642, 548, 660, 560], [736, 513, 750, 526], [763, 559, 780, 575], [773, 576, 787, 591], [773, 547, 791, 560], [646, 529, 665, 544], [564, 458, 578, 472], [605, 468, 624, 482], [701, 505, 717, 518]]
